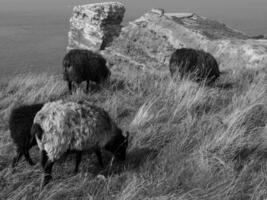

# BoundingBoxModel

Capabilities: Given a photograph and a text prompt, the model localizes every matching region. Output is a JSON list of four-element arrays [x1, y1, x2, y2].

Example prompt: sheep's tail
[[31, 123, 43, 140]]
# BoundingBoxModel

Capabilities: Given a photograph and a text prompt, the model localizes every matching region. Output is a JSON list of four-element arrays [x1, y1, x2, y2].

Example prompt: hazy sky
[[1, 0, 267, 34]]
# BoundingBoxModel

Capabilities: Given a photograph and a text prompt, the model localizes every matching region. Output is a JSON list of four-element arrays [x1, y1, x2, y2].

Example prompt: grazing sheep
[[31, 100, 128, 187], [169, 48, 220, 84], [9, 103, 44, 167], [63, 49, 111, 93]]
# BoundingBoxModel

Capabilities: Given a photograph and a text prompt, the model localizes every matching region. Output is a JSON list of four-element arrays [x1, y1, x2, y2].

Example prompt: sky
[[0, 0, 266, 34], [0, 0, 266, 76]]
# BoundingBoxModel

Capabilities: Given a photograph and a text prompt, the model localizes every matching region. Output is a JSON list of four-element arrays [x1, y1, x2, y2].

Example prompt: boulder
[[67, 2, 125, 51]]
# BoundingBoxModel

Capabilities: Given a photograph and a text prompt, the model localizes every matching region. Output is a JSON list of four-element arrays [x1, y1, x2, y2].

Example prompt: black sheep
[[169, 48, 220, 84], [63, 49, 111, 93], [9, 103, 44, 167]]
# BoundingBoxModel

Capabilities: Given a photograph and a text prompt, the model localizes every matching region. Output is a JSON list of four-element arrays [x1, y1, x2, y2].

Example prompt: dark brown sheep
[[63, 49, 111, 93], [169, 48, 220, 84]]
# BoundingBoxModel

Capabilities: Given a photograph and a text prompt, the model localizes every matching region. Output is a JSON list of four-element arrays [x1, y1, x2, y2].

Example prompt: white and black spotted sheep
[[31, 100, 128, 187]]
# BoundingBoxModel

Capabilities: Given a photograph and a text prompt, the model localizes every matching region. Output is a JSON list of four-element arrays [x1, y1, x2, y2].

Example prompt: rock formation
[[67, 3, 267, 72], [67, 2, 125, 51], [108, 9, 267, 71]]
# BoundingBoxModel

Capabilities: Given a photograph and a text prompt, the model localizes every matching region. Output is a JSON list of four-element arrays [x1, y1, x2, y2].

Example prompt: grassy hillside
[[0, 66, 266, 200]]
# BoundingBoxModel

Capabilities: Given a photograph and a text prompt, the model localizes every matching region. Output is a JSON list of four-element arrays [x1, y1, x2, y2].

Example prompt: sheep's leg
[[41, 150, 48, 168], [24, 148, 35, 166], [28, 133, 35, 148], [12, 150, 22, 167], [94, 148, 104, 168], [74, 151, 82, 173], [68, 81, 72, 93], [42, 160, 54, 188], [86, 80, 90, 93]]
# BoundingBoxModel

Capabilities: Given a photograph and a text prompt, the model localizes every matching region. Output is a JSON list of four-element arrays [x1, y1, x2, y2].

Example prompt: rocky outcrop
[[67, 4, 267, 72], [108, 9, 267, 71], [67, 2, 125, 51]]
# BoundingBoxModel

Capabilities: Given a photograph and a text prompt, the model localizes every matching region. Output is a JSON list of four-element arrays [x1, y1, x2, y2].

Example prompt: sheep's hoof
[[29, 161, 35, 166], [12, 159, 18, 168], [41, 175, 52, 189], [10, 167, 15, 174]]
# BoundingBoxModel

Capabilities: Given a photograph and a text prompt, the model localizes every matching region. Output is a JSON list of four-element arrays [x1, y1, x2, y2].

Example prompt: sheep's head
[[105, 129, 129, 161], [63, 68, 68, 81], [63, 65, 74, 81]]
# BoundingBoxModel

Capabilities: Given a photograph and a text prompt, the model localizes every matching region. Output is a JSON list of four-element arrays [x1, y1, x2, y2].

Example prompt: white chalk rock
[[68, 2, 125, 51]]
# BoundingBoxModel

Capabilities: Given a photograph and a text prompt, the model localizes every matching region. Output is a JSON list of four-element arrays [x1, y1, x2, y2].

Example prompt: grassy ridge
[[0, 66, 266, 200]]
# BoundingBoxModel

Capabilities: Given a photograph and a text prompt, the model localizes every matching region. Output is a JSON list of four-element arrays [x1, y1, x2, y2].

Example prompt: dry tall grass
[[0, 66, 266, 200]]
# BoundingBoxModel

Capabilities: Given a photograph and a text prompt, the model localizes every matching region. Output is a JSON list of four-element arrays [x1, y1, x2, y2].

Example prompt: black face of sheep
[[62, 49, 111, 93], [169, 48, 220, 84], [105, 130, 129, 161], [9, 103, 44, 167]]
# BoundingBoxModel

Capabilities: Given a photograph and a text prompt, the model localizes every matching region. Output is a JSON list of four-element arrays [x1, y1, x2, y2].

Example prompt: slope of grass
[[0, 66, 266, 200]]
